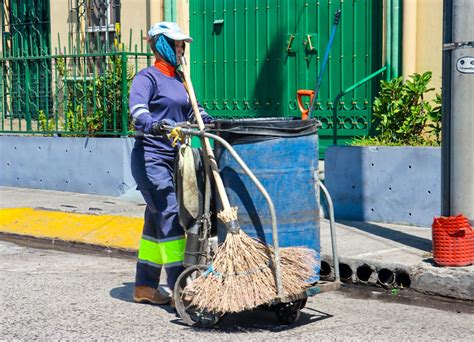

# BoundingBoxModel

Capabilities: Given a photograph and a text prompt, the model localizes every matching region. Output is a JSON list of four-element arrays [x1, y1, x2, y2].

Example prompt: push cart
[[167, 121, 341, 328]]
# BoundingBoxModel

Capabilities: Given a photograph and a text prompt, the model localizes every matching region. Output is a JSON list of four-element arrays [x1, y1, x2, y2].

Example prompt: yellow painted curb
[[0, 208, 143, 250]]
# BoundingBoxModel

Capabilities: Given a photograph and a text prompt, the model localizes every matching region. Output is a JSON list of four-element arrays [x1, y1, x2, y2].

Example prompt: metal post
[[386, 0, 392, 80], [391, 0, 402, 77], [24, 60, 32, 131], [120, 51, 128, 136], [442, 0, 474, 224], [319, 180, 340, 282], [441, 0, 453, 216]]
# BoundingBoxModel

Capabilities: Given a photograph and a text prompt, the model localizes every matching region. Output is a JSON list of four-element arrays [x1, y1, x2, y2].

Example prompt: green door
[[1, 0, 51, 130], [189, 0, 383, 156]]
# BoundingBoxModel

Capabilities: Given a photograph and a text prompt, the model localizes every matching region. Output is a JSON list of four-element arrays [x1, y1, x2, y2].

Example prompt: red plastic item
[[432, 215, 474, 267], [296, 89, 314, 120]]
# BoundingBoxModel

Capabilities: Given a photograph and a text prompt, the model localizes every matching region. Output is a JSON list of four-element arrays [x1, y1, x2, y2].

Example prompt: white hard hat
[[148, 21, 193, 43]]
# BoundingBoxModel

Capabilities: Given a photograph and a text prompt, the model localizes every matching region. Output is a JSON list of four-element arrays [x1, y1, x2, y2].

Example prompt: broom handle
[[179, 58, 284, 300], [179, 57, 232, 212]]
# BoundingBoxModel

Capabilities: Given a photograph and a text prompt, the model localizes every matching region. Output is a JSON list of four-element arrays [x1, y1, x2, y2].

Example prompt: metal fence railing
[[1, 32, 154, 136]]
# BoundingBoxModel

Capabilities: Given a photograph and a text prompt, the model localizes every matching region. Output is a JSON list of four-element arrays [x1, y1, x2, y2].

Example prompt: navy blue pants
[[131, 145, 185, 290]]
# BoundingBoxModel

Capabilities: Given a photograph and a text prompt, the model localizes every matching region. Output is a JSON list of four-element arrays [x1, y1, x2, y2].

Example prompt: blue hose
[[308, 9, 342, 119]]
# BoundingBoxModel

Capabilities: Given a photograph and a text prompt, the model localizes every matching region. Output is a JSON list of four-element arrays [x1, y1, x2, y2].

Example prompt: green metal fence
[[1, 0, 152, 136], [0, 31, 153, 136], [189, 0, 384, 154], [1, 0, 394, 145], [1, 0, 52, 131]]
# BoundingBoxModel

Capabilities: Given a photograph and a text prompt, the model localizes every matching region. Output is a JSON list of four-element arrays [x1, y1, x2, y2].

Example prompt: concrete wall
[[0, 136, 138, 198], [1, 1, 441, 90], [120, 0, 163, 51], [416, 0, 443, 94], [50, 1, 70, 53], [49, 0, 190, 53], [325, 146, 441, 227], [403, 0, 443, 96]]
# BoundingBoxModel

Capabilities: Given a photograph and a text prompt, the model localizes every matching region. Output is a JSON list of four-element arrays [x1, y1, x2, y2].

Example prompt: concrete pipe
[[356, 264, 374, 283], [339, 263, 353, 282], [320, 260, 332, 278], [377, 268, 396, 287], [395, 270, 412, 288]]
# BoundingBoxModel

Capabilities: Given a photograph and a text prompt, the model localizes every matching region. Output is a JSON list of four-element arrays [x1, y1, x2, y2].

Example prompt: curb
[[0, 208, 142, 250], [1, 207, 472, 302], [321, 255, 474, 301]]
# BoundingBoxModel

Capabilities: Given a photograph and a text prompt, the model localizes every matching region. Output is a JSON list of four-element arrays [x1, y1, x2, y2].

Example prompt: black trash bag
[[214, 117, 319, 145]]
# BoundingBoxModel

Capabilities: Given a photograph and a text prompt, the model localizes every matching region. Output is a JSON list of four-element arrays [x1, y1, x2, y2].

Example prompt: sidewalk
[[1, 186, 472, 301]]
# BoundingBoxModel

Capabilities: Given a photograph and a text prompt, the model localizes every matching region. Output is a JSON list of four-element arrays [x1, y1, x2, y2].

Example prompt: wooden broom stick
[[179, 56, 235, 221]]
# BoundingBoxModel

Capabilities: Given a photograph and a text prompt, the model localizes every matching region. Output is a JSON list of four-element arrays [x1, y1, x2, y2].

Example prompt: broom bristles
[[183, 230, 319, 313], [217, 206, 238, 223]]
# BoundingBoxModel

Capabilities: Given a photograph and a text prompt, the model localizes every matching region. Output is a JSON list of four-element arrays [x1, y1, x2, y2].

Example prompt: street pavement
[[1, 240, 472, 341], [0, 186, 473, 301]]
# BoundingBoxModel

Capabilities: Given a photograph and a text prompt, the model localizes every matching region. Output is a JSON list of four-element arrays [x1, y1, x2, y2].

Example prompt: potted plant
[[325, 72, 442, 227]]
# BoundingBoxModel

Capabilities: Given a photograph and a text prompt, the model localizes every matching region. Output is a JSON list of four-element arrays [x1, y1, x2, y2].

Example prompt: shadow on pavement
[[422, 258, 437, 266], [341, 220, 432, 252], [109, 282, 135, 303], [111, 282, 334, 329], [170, 306, 332, 332]]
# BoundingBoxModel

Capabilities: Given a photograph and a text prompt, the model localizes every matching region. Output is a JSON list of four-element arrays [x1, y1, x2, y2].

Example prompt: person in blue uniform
[[129, 21, 212, 305]]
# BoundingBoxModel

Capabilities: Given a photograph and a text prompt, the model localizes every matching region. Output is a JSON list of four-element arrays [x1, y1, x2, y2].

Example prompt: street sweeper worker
[[129, 21, 213, 305]]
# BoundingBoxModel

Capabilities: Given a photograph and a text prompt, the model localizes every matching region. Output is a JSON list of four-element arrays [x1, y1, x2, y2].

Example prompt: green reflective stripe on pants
[[138, 237, 186, 266]]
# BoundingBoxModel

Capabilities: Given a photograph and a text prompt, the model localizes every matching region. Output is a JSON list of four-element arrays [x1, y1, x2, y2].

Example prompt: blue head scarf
[[155, 34, 177, 67]]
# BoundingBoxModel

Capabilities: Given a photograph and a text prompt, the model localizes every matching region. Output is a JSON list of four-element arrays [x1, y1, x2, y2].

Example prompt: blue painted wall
[[0, 136, 139, 198], [325, 146, 441, 227]]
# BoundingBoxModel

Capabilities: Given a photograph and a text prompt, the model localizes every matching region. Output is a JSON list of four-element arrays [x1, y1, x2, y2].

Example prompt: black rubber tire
[[173, 265, 224, 328], [273, 299, 306, 325]]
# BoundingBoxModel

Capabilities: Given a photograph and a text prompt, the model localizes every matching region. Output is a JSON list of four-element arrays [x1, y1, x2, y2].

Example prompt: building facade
[[0, 0, 443, 153]]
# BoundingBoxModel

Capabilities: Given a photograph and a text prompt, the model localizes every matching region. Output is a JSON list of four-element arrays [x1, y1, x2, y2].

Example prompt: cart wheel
[[273, 299, 306, 325], [173, 265, 224, 328]]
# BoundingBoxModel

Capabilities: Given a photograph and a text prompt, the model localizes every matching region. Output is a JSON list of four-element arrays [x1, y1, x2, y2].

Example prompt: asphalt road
[[1, 239, 472, 341]]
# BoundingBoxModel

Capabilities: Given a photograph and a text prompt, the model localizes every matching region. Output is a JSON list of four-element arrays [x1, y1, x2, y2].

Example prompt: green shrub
[[57, 55, 134, 135], [427, 93, 442, 145], [351, 71, 442, 146], [38, 110, 55, 133]]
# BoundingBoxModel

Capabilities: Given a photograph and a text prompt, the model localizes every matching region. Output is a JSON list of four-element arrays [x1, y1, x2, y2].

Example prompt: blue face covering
[[155, 35, 177, 67]]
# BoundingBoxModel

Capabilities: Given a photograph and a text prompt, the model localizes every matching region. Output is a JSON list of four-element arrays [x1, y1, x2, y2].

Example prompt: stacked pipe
[[319, 259, 411, 289]]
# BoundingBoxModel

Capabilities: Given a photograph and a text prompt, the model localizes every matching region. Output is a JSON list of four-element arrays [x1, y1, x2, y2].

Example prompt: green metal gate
[[1, 0, 51, 129], [189, 0, 383, 155]]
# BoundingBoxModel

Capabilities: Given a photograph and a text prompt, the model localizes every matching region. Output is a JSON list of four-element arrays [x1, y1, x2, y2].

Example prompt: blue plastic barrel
[[214, 118, 320, 275]]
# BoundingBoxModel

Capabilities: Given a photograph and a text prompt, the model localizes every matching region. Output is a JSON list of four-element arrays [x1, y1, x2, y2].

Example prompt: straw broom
[[185, 239, 318, 313], [179, 57, 318, 313]]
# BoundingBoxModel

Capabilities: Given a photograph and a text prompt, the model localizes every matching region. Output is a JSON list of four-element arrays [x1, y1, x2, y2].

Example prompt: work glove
[[202, 116, 215, 125], [151, 119, 176, 136]]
